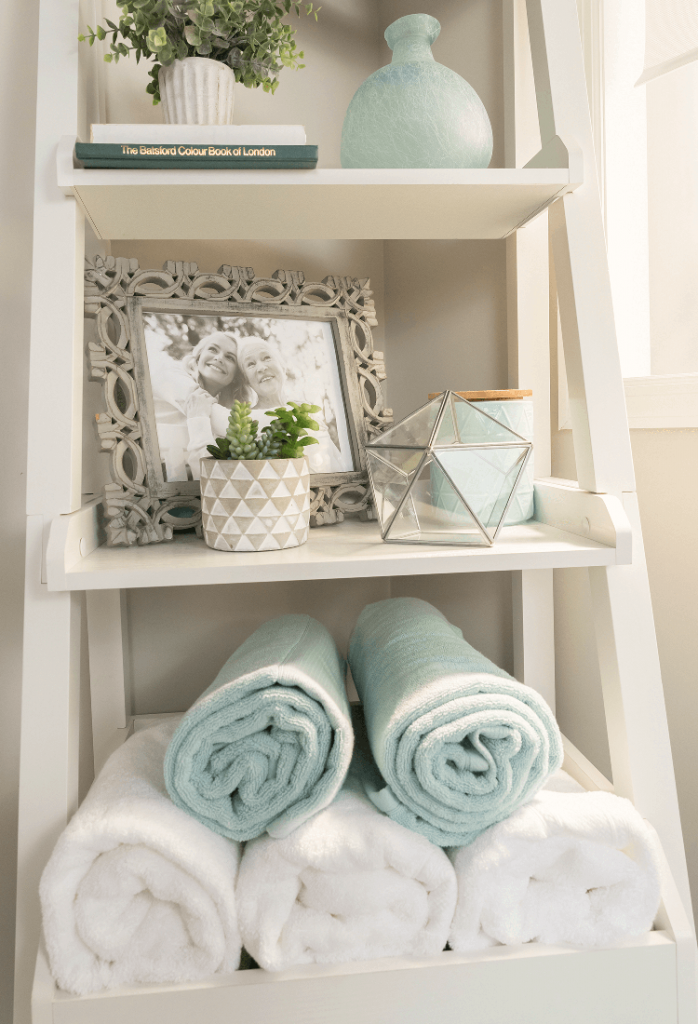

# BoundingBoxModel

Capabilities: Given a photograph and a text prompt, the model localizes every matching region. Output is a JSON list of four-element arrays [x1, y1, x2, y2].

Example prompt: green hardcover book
[[75, 142, 318, 169], [78, 159, 318, 170]]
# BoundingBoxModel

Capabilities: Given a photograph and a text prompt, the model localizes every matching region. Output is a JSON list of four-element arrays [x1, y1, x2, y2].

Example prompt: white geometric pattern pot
[[200, 457, 310, 552], [159, 57, 235, 125]]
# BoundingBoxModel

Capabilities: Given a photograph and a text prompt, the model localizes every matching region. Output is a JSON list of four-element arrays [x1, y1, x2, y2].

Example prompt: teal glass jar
[[341, 13, 493, 169]]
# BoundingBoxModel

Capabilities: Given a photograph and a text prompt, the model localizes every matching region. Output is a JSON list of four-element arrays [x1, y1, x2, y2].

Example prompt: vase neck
[[390, 36, 435, 64], [385, 14, 440, 65]]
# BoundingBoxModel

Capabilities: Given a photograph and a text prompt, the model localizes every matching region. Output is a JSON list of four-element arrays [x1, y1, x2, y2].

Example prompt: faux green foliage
[[78, 0, 320, 104], [267, 401, 321, 459], [207, 400, 320, 461]]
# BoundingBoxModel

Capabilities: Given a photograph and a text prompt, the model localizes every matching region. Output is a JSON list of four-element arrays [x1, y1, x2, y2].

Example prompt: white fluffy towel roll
[[449, 771, 662, 950], [237, 771, 457, 970], [40, 720, 242, 994]]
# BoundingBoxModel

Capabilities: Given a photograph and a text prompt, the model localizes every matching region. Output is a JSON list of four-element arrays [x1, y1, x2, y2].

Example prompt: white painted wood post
[[14, 520, 82, 1024], [505, 0, 555, 711], [512, 570, 556, 712], [654, 842, 698, 1024], [86, 590, 133, 775], [31, 942, 55, 1024], [26, 0, 85, 519], [527, 0, 635, 496], [589, 498, 698, 1019], [506, 208, 555, 708], [588, 495, 694, 922], [16, 1, 86, 1020]]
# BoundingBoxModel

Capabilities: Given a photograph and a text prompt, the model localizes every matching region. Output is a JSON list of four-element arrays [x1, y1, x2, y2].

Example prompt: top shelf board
[[58, 137, 579, 241]]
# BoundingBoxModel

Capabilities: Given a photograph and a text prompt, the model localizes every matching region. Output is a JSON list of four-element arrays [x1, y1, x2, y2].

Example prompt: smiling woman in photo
[[185, 333, 242, 405], [151, 331, 250, 481], [237, 337, 344, 474], [238, 338, 288, 411]]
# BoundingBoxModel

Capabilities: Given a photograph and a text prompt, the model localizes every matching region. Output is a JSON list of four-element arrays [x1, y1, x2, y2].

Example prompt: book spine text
[[120, 145, 281, 157]]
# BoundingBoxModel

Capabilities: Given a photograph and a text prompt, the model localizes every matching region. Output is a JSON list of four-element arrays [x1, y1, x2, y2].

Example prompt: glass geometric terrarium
[[365, 391, 533, 546]]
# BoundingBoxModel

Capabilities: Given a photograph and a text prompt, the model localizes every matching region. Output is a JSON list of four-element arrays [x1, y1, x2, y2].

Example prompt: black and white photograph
[[142, 311, 356, 481]]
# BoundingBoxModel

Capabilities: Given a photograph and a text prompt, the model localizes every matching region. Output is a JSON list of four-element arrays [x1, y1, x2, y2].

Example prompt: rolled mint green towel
[[164, 615, 353, 842], [348, 598, 563, 847]]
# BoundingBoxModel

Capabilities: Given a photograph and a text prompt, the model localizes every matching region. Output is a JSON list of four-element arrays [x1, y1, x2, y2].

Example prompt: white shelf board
[[48, 518, 619, 592], [57, 139, 578, 241], [37, 933, 677, 1024]]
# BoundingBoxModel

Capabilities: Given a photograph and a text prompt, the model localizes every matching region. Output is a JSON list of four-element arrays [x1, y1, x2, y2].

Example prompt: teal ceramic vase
[[341, 13, 493, 169]]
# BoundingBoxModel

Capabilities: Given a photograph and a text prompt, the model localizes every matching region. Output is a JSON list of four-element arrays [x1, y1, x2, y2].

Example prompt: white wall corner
[[560, 370, 698, 430], [624, 374, 698, 429]]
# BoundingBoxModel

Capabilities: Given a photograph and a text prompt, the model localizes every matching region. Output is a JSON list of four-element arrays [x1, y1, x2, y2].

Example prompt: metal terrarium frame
[[366, 390, 533, 546]]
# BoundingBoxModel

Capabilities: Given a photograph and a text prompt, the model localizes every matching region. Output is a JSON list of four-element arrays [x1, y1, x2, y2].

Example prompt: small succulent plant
[[207, 400, 321, 461]]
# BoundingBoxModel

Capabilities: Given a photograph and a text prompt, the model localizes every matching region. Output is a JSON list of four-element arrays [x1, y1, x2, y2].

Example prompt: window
[[559, 0, 698, 428]]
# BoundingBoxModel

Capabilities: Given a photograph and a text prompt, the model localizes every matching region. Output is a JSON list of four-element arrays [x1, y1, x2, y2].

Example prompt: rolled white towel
[[237, 770, 457, 970], [40, 721, 241, 995], [449, 771, 662, 950]]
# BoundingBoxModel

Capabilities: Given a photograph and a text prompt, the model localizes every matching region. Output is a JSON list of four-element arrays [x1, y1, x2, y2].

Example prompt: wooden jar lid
[[427, 389, 533, 401]]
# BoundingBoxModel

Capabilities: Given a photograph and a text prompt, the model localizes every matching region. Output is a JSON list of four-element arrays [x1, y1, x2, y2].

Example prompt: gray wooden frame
[[85, 257, 392, 546]]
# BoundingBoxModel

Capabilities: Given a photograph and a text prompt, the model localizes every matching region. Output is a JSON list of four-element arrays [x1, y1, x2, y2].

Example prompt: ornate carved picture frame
[[85, 257, 392, 546]]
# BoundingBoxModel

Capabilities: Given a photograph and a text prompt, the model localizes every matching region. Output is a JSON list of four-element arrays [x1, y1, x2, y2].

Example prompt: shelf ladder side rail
[[14, 521, 83, 1024], [25, 0, 85, 520], [526, 0, 634, 497], [528, 0, 693, 903], [527, 7, 697, 1018], [86, 590, 134, 775], [15, 0, 87, 1021], [504, 0, 555, 712], [588, 507, 698, 1021]]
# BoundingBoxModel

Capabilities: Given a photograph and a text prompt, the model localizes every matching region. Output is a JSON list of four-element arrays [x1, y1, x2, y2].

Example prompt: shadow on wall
[[126, 572, 514, 716]]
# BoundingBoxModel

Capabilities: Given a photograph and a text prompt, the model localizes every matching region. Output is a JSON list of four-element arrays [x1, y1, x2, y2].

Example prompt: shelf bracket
[[533, 478, 632, 563], [524, 133, 583, 185]]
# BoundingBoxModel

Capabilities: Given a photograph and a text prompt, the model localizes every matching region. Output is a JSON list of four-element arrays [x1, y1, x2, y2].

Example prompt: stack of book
[[75, 124, 317, 169]]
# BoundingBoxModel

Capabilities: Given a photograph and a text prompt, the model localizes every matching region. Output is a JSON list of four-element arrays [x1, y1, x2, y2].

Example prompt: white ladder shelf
[[15, 1, 698, 1022]]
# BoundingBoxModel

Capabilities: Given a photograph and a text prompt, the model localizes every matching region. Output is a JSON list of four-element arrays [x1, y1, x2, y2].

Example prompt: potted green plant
[[79, 0, 320, 125], [200, 399, 320, 551]]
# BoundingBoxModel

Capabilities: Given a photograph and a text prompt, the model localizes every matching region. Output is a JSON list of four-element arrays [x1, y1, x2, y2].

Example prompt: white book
[[90, 123, 307, 145]]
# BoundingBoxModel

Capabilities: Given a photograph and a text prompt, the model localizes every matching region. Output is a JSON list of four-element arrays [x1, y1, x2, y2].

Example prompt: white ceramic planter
[[159, 57, 235, 125], [200, 456, 311, 552]]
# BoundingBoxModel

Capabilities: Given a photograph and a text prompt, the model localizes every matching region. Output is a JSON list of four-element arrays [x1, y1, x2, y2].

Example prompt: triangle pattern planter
[[200, 457, 311, 552]]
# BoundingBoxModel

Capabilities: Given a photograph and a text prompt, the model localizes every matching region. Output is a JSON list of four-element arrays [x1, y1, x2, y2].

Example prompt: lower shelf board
[[37, 933, 678, 1024], [47, 517, 620, 591]]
